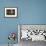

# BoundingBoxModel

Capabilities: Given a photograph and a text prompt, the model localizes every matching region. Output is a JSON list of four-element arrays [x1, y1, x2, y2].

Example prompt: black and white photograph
[[5, 8, 17, 17]]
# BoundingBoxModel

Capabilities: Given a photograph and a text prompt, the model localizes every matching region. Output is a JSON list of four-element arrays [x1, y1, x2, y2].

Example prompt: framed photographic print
[[5, 8, 17, 17]]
